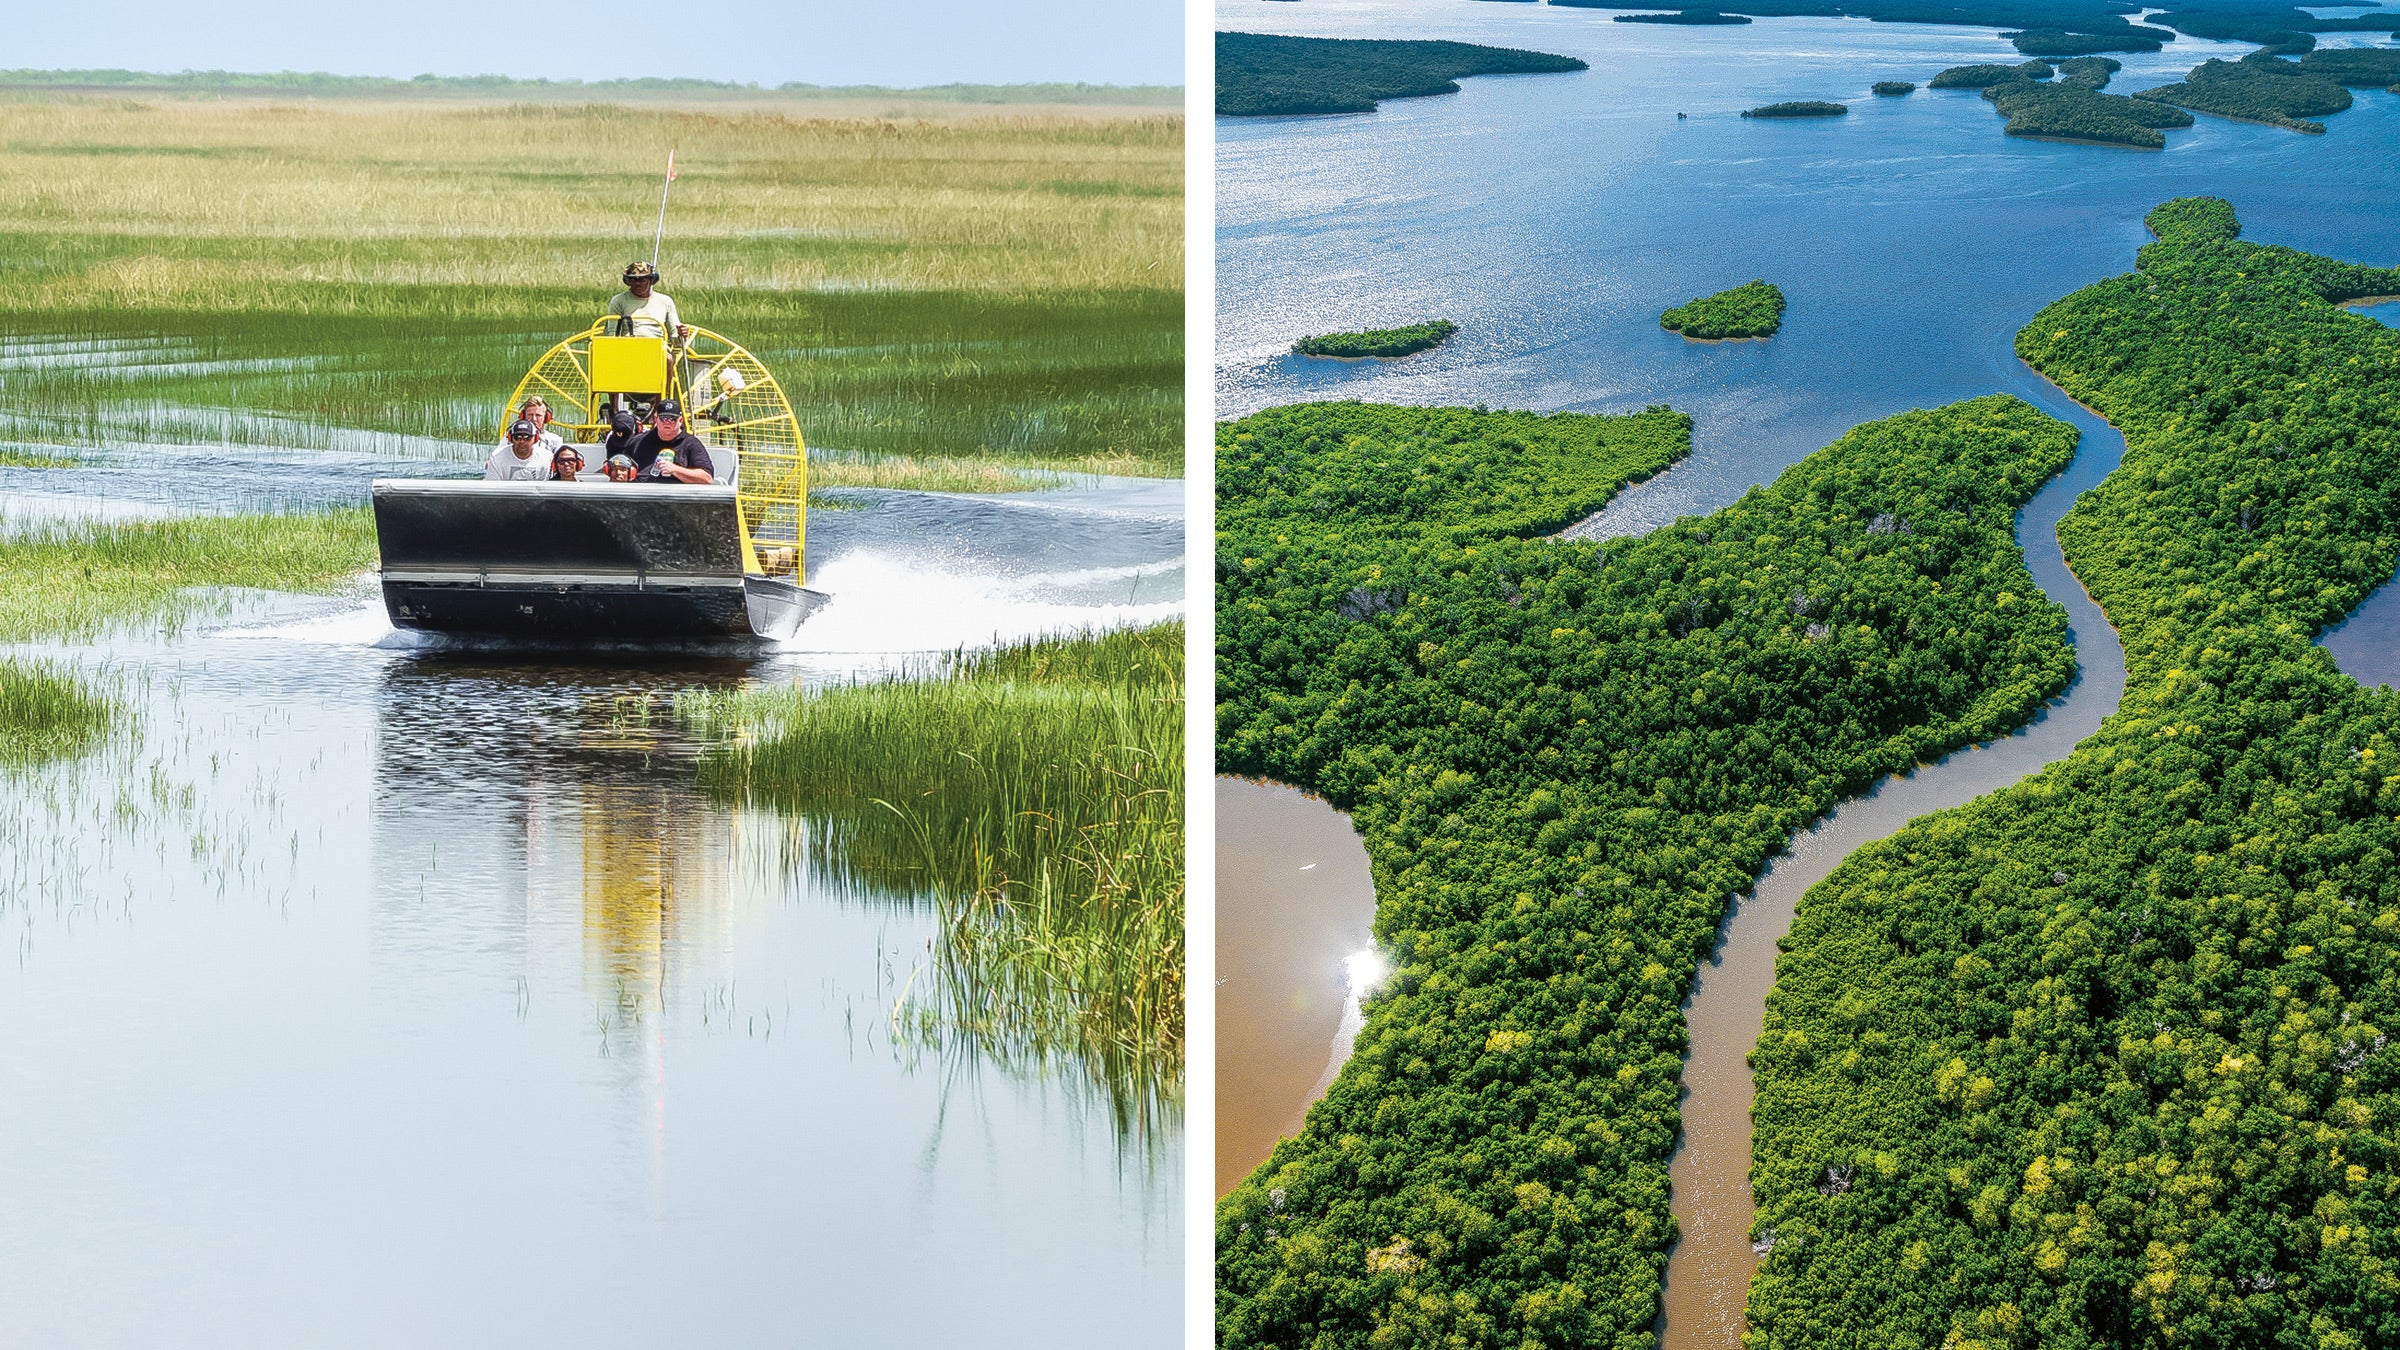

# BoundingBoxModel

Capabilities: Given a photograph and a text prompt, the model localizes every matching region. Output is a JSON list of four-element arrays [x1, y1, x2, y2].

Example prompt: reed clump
[[679, 621, 1184, 1128], [0, 661, 111, 765]]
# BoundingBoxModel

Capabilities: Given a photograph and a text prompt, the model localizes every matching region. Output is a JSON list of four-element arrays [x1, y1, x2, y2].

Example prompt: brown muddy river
[[1214, 778, 1377, 1196]]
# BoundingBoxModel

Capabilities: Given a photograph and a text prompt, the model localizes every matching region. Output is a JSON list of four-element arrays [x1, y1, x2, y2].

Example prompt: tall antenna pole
[[650, 148, 677, 266]]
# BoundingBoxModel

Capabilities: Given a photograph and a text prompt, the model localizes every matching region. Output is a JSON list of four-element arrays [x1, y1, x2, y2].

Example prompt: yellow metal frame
[[503, 318, 809, 582]]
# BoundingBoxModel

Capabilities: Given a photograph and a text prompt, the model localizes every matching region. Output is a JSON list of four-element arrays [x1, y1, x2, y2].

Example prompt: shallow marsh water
[[0, 464, 1182, 1345], [1216, 1, 2400, 1342]]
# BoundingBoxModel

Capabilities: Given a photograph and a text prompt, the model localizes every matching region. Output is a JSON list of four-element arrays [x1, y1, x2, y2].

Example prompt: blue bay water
[[1218, 0, 2400, 534]]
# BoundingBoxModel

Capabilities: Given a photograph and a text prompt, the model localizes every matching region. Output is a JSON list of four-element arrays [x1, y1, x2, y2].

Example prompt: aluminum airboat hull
[[372, 479, 828, 642]]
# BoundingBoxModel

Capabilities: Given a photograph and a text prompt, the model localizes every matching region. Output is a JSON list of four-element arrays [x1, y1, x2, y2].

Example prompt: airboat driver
[[606, 262, 693, 344]]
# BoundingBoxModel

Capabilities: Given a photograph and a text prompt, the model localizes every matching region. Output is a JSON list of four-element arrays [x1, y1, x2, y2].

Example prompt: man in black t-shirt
[[623, 399, 716, 484]]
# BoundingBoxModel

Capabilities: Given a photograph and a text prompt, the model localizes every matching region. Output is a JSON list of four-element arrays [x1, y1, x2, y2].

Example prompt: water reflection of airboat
[[371, 321, 827, 641]]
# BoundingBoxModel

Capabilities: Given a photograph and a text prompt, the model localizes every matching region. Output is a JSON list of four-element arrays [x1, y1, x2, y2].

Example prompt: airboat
[[371, 321, 827, 641]]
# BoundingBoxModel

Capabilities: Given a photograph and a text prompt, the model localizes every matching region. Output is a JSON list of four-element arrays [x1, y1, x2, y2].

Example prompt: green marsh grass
[[0, 661, 112, 765], [0, 509, 374, 641], [679, 622, 1184, 1129], [0, 448, 77, 468], [0, 99, 1181, 474]]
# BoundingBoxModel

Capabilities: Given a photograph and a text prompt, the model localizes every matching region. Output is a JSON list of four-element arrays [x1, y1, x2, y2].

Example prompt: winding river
[[1214, 377, 2132, 1337]]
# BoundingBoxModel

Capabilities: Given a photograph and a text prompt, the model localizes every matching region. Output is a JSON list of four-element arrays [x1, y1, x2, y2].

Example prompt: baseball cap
[[654, 399, 683, 419], [508, 419, 538, 439]]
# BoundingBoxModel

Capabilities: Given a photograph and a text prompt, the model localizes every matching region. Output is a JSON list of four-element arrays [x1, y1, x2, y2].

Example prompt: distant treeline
[[1217, 31, 1587, 116], [2006, 25, 2170, 55], [1546, 0, 2400, 53], [1216, 394, 2083, 1348], [0, 67, 1182, 105], [1748, 199, 2400, 1350], [1614, 9, 1756, 21]]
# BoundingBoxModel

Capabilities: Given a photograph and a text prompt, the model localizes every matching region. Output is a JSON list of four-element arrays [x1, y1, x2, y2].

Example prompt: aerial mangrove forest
[[2135, 52, 2354, 133], [1874, 80, 1918, 95], [1215, 32, 1588, 116], [1983, 76, 2193, 148], [1293, 320, 1460, 359], [1216, 394, 2086, 1347], [2009, 26, 2169, 56], [2055, 56, 2121, 89], [1747, 201, 2400, 1349], [1933, 60, 2056, 89], [1662, 279, 1787, 338]]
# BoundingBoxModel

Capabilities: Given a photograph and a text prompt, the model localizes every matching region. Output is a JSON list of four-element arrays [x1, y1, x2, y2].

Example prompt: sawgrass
[[0, 97, 1182, 475], [807, 452, 1056, 493], [680, 621, 1185, 1130], [0, 508, 375, 641], [0, 661, 112, 766]]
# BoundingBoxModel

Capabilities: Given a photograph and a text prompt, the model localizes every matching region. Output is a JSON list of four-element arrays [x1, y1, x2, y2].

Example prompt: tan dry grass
[[0, 98, 1181, 305]]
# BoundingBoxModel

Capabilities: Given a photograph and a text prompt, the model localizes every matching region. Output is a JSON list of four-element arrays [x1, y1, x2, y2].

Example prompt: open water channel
[[1215, 1, 2400, 1342], [0, 422, 1184, 1345]]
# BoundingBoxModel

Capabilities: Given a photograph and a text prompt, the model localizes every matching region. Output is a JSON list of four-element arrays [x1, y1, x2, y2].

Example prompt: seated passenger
[[551, 445, 587, 482], [603, 409, 644, 459], [515, 396, 565, 454], [604, 454, 638, 483], [622, 399, 716, 484], [484, 420, 553, 481]]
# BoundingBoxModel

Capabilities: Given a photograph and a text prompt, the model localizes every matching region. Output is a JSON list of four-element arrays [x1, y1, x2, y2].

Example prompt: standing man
[[606, 262, 693, 343], [622, 399, 715, 484]]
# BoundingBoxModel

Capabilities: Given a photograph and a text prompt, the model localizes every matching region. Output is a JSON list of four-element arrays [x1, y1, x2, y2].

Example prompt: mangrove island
[[1661, 278, 1786, 338], [1216, 31, 1589, 116], [1292, 320, 1460, 359], [1743, 99, 1849, 117]]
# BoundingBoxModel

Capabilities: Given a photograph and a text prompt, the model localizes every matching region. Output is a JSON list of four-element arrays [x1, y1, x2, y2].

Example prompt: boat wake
[[781, 551, 1183, 656]]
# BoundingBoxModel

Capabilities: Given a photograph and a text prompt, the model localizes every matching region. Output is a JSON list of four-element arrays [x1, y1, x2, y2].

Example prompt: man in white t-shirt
[[605, 262, 693, 342], [483, 420, 554, 481]]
